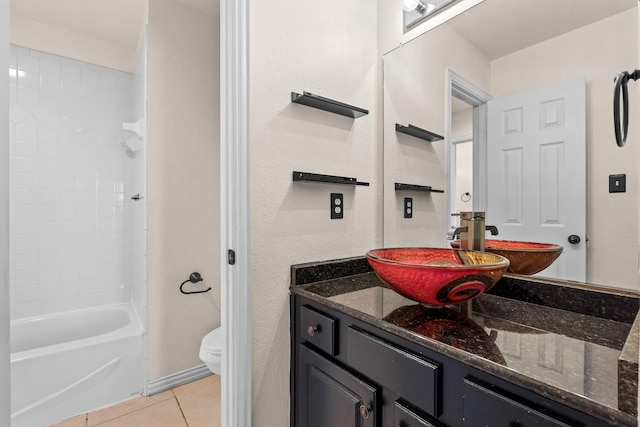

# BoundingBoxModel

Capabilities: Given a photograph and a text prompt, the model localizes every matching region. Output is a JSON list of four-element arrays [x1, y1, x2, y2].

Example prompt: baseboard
[[146, 364, 212, 396]]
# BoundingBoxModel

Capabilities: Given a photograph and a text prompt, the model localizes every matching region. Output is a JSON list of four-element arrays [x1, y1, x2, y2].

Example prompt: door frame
[[445, 69, 492, 234], [220, 0, 252, 426], [0, 0, 9, 424]]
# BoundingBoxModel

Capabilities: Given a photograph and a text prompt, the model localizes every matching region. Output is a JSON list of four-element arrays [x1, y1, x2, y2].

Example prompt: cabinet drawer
[[300, 305, 337, 356], [395, 400, 441, 427], [347, 327, 441, 417], [463, 378, 577, 426]]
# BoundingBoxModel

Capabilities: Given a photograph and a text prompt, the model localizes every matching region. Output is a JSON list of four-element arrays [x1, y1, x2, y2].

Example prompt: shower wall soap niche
[[121, 119, 144, 153]]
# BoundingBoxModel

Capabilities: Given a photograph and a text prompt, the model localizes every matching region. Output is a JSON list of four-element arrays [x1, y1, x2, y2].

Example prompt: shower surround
[[9, 45, 145, 318], [8, 44, 147, 426]]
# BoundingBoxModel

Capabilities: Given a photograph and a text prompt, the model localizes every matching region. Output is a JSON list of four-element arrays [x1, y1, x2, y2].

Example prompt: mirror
[[382, 0, 639, 291]]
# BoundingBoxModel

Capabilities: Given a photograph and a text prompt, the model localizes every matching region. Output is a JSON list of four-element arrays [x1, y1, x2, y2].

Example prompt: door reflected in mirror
[[383, 0, 639, 291]]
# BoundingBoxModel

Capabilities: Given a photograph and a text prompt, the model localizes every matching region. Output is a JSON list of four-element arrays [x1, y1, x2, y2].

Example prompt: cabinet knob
[[307, 325, 318, 337], [359, 404, 371, 419]]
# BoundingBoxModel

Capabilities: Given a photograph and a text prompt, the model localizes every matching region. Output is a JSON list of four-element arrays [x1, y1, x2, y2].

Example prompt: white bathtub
[[10, 303, 146, 427]]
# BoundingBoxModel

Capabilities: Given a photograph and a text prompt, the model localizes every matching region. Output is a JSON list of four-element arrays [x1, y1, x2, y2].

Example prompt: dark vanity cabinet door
[[395, 400, 442, 427], [297, 344, 379, 427], [462, 378, 576, 427]]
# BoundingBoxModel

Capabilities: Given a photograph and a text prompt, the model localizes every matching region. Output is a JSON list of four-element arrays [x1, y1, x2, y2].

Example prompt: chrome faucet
[[447, 211, 499, 251]]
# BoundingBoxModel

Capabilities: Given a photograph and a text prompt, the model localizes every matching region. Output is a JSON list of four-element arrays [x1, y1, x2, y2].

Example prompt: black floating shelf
[[395, 182, 444, 193], [291, 91, 369, 118], [293, 171, 369, 186], [396, 124, 444, 142]]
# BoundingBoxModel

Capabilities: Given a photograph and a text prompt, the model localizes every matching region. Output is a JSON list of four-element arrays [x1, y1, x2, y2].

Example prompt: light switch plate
[[609, 174, 626, 193]]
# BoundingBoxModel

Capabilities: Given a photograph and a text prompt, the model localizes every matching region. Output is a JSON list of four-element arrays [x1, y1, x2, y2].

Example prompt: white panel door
[[487, 78, 586, 281]]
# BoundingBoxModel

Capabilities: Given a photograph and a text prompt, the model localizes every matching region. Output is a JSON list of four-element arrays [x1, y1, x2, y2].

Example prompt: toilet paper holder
[[180, 272, 211, 295]]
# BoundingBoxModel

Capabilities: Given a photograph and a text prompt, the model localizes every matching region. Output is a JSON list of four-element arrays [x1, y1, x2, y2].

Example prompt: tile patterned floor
[[49, 375, 221, 427]]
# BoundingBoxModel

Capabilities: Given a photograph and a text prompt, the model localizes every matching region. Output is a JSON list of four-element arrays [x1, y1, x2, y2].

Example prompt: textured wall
[[9, 14, 140, 73], [147, 0, 220, 380], [250, 1, 379, 424]]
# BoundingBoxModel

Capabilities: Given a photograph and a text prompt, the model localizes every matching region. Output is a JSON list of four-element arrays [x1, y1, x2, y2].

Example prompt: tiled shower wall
[[9, 46, 142, 320]]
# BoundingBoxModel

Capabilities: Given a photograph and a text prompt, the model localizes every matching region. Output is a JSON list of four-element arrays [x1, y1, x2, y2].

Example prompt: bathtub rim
[[10, 302, 144, 363]]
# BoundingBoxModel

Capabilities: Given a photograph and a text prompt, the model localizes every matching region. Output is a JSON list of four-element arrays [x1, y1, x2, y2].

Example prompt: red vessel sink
[[451, 240, 563, 275], [366, 248, 509, 306]]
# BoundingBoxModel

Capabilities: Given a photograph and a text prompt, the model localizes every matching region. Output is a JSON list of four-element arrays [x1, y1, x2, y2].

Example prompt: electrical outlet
[[331, 193, 343, 219], [404, 198, 413, 218], [609, 174, 626, 193]]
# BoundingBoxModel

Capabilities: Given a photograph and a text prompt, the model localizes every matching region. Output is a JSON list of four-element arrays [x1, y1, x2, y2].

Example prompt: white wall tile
[[40, 58, 61, 77], [15, 141, 37, 158], [62, 80, 82, 98], [9, 46, 141, 319], [15, 124, 37, 142], [37, 300, 60, 316], [61, 59, 82, 81], [17, 86, 39, 106], [14, 222, 38, 239], [38, 191, 58, 206], [17, 70, 39, 89], [14, 238, 37, 255], [15, 302, 38, 319], [14, 270, 37, 287], [17, 54, 39, 72], [15, 285, 38, 303], [40, 75, 61, 93], [13, 190, 38, 206], [38, 267, 59, 285]]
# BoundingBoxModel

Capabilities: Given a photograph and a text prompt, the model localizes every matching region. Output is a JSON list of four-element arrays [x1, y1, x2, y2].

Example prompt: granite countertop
[[290, 257, 640, 426]]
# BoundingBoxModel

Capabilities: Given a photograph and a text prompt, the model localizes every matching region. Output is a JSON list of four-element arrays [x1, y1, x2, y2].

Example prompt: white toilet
[[199, 327, 222, 375]]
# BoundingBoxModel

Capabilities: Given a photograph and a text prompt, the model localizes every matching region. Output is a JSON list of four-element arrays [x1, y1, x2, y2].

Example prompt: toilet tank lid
[[202, 327, 222, 354]]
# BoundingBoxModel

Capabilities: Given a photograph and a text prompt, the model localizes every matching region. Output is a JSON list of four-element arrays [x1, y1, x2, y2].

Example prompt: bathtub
[[10, 303, 145, 427]]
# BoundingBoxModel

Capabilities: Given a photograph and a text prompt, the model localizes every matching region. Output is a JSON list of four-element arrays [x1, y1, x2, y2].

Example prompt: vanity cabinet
[[291, 295, 615, 427], [297, 345, 378, 427]]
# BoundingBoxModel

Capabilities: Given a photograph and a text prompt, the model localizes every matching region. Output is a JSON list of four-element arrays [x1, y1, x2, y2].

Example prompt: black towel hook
[[180, 272, 212, 295], [614, 69, 640, 147]]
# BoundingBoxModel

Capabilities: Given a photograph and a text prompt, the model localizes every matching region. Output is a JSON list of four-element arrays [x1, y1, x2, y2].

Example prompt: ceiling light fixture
[[403, 0, 427, 13], [403, 0, 459, 30]]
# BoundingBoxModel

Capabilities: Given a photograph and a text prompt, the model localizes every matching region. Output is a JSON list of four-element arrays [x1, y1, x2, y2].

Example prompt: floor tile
[[173, 375, 221, 427], [91, 399, 187, 427], [48, 414, 87, 427], [87, 390, 174, 426]]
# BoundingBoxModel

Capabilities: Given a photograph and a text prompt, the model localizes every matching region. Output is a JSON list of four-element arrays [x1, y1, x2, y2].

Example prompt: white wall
[[10, 14, 138, 73], [250, 0, 379, 424], [147, 0, 220, 380], [491, 9, 638, 289]]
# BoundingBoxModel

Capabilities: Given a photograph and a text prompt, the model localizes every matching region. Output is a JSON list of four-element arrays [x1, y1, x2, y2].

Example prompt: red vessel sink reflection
[[366, 248, 509, 306], [451, 240, 563, 276]]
